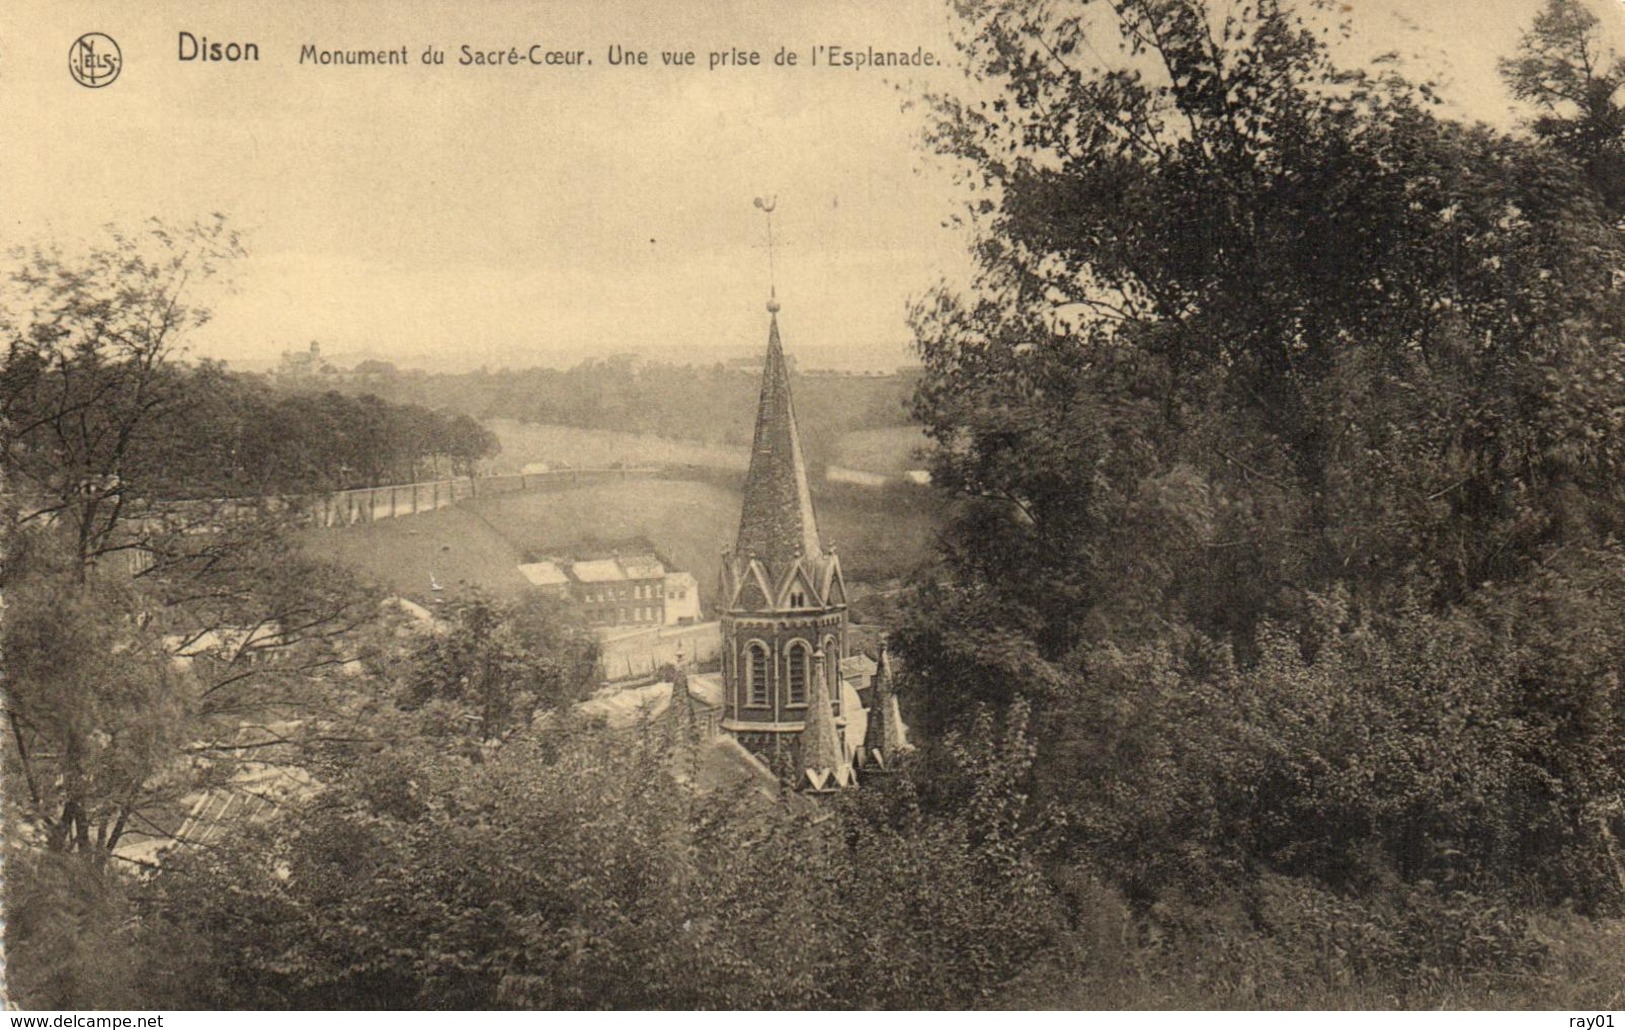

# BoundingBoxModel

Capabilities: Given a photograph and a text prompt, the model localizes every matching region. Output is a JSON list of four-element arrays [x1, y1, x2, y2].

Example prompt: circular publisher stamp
[[69, 32, 121, 88]]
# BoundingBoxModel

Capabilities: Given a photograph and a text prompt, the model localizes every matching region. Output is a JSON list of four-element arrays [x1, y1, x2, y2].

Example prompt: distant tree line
[[150, 366, 501, 496], [282, 354, 918, 468], [3, 343, 499, 509]]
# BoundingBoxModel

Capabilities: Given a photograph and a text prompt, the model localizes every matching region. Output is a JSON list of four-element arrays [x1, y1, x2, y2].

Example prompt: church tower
[[719, 293, 851, 779]]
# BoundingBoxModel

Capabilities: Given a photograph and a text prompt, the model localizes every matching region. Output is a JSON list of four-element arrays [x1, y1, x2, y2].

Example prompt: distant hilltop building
[[274, 342, 398, 380], [518, 553, 700, 627], [275, 341, 332, 377]]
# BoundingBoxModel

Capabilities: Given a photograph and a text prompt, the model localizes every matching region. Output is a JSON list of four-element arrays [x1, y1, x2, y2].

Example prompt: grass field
[[299, 503, 532, 604], [485, 419, 747, 474], [301, 474, 943, 611], [830, 426, 932, 475], [469, 478, 740, 603], [486, 419, 929, 481]]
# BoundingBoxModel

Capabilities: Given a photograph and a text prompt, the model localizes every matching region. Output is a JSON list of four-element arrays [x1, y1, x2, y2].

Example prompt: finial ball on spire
[[767, 297, 781, 313]]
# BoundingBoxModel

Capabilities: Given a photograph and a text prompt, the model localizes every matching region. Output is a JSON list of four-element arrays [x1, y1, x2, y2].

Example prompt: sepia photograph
[[4, 0, 1625, 1015]]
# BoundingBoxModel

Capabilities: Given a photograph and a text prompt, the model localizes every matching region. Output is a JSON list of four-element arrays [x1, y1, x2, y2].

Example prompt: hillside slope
[[298, 503, 531, 604], [301, 475, 943, 611]]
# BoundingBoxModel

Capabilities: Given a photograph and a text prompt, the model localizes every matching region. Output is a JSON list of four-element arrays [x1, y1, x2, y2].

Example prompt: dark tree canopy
[[900, 0, 1625, 914]]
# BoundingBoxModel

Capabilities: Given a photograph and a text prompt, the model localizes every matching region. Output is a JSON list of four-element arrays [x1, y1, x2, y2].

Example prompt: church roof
[[839, 654, 878, 682], [733, 312, 822, 573]]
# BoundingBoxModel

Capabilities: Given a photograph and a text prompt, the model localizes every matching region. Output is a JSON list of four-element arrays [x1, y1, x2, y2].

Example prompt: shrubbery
[[890, 0, 1625, 1004], [133, 712, 1066, 1009]]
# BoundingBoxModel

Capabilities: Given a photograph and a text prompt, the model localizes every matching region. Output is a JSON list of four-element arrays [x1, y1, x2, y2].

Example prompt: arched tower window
[[746, 642, 769, 707], [787, 641, 810, 706], [822, 634, 840, 689]]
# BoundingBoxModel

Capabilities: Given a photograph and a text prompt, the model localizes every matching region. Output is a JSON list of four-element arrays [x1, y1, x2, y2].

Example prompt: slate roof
[[575, 673, 724, 730], [571, 558, 630, 583], [619, 556, 665, 580], [839, 654, 877, 684], [517, 560, 571, 587], [733, 313, 823, 573], [568, 555, 667, 583], [798, 651, 845, 783], [174, 763, 318, 847]]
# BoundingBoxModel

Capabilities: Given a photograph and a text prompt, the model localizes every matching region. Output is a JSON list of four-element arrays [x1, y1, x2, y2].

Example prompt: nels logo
[[69, 32, 121, 88]]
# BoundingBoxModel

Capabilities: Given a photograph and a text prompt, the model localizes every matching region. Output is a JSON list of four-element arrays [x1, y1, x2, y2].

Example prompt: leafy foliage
[[1, 224, 383, 1007], [1, 218, 244, 576], [399, 591, 600, 742], [138, 714, 1065, 1009], [4, 848, 147, 1009], [899, 0, 1625, 952], [19, 2, 1625, 1008], [1501, 0, 1625, 213]]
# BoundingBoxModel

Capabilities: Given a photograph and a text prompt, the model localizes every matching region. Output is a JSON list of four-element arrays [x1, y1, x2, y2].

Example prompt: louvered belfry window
[[748, 643, 769, 706], [788, 643, 809, 706]]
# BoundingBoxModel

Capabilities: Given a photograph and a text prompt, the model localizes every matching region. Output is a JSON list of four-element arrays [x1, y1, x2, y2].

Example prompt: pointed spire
[[734, 310, 822, 574], [800, 649, 845, 790], [861, 637, 908, 770]]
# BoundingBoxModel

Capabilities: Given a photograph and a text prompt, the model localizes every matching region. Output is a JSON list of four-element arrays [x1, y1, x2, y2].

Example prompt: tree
[[401, 591, 598, 743], [0, 225, 383, 1011], [1, 520, 372, 859], [3, 535, 187, 856], [900, 0, 1625, 913], [133, 701, 1068, 1009], [906, 0, 1625, 695], [1501, 0, 1625, 214], [443, 412, 499, 477], [0, 223, 534, 1010], [1, 217, 246, 580]]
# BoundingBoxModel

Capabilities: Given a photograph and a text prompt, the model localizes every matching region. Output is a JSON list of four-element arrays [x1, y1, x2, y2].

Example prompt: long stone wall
[[598, 621, 723, 683], [83, 468, 663, 582], [305, 467, 660, 528]]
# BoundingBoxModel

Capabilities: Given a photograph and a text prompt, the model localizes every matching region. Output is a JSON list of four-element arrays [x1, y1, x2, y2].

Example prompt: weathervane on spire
[[753, 195, 780, 313]]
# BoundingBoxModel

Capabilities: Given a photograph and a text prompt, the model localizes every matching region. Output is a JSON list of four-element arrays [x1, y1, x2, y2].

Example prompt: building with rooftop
[[518, 553, 696, 629], [662, 570, 700, 624], [516, 559, 572, 598]]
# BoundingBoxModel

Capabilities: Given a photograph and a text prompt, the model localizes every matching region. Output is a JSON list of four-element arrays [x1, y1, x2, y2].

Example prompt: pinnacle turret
[[800, 649, 851, 792], [859, 638, 909, 771]]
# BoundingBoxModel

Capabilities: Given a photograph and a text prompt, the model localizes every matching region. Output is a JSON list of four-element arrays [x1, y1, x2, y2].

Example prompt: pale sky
[[4, 0, 1622, 372]]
